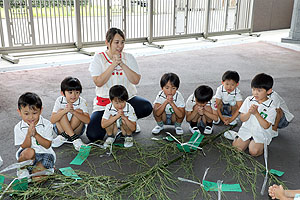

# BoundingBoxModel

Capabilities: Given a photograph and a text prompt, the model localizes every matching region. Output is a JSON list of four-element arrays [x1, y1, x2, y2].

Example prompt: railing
[[0, 0, 254, 63]]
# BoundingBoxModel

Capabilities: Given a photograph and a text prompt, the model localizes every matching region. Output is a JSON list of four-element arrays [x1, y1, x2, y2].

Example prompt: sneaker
[[204, 126, 213, 134], [189, 125, 200, 134], [229, 119, 237, 126], [271, 129, 278, 138], [72, 138, 85, 151], [175, 127, 184, 135], [124, 136, 133, 148], [52, 135, 68, 147], [135, 123, 141, 133], [104, 137, 115, 149], [213, 118, 220, 125], [152, 125, 163, 135], [17, 168, 30, 179], [224, 130, 238, 140]]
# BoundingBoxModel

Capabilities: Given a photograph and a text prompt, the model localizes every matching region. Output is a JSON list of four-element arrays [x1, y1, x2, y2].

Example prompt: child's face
[[195, 101, 207, 108], [112, 98, 126, 111], [62, 90, 80, 104], [18, 105, 42, 125], [162, 81, 177, 97], [222, 79, 239, 93], [252, 87, 272, 103], [106, 34, 125, 56]]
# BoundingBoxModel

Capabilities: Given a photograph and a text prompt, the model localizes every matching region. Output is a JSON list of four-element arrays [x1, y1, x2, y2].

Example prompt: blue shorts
[[221, 103, 232, 116], [17, 149, 55, 171], [278, 113, 289, 129], [165, 114, 173, 125], [53, 123, 86, 136]]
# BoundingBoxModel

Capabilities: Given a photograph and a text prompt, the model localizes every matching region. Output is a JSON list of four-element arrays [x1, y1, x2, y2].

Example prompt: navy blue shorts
[[221, 103, 232, 116], [278, 113, 289, 129], [18, 149, 54, 170], [165, 114, 173, 125]]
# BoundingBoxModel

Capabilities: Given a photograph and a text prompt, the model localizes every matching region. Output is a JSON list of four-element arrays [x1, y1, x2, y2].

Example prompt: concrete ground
[[0, 29, 300, 199]]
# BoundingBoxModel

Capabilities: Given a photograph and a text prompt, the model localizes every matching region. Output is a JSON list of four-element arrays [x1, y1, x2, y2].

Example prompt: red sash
[[96, 96, 111, 106]]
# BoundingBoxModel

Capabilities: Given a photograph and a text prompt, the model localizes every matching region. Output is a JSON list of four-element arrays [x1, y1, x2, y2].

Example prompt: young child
[[269, 184, 300, 200], [51, 77, 90, 151], [152, 73, 185, 135], [15, 92, 56, 180], [214, 70, 243, 125], [102, 85, 137, 148], [185, 85, 218, 134], [268, 90, 294, 137], [233, 73, 277, 157]]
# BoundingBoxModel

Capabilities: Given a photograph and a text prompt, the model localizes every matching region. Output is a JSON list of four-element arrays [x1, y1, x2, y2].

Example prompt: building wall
[[252, 0, 294, 32]]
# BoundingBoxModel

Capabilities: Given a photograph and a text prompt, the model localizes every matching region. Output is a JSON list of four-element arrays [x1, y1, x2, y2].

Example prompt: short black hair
[[109, 85, 129, 101], [18, 92, 42, 110], [251, 73, 273, 91], [61, 77, 82, 95], [222, 70, 240, 83], [160, 73, 180, 89], [194, 85, 213, 103]]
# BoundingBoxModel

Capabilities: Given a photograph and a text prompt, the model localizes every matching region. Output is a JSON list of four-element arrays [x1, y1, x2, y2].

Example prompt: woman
[[86, 27, 152, 142]]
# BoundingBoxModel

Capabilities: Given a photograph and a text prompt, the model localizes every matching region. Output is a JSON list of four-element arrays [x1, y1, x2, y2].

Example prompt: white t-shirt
[[185, 94, 217, 112], [89, 51, 140, 112], [153, 91, 185, 115], [268, 91, 294, 122], [103, 102, 137, 122], [52, 96, 88, 121], [237, 96, 277, 145], [14, 116, 56, 162], [214, 85, 243, 106]]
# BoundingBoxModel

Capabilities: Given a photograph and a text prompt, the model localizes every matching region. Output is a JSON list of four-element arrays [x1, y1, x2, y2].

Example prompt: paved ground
[[0, 30, 300, 199]]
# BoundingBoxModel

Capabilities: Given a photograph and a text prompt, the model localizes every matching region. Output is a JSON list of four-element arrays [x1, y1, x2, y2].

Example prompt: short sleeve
[[153, 91, 165, 105], [235, 89, 243, 102], [215, 86, 222, 99], [176, 92, 185, 108], [126, 53, 140, 75], [89, 54, 104, 77], [80, 98, 89, 113], [127, 104, 137, 122], [14, 124, 25, 146], [185, 94, 194, 112], [52, 97, 62, 113], [102, 104, 111, 120], [210, 98, 218, 111], [40, 122, 54, 141], [239, 97, 250, 114]]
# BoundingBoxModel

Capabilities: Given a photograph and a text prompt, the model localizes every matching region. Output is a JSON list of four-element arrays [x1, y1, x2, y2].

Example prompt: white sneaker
[[124, 136, 133, 148], [17, 168, 30, 179], [224, 130, 238, 140], [204, 126, 213, 134], [152, 125, 163, 135], [213, 118, 220, 125], [229, 119, 238, 126], [52, 135, 68, 147], [271, 129, 278, 138], [72, 138, 85, 151], [135, 123, 141, 133], [175, 127, 184, 135], [104, 137, 115, 149], [189, 125, 200, 134]]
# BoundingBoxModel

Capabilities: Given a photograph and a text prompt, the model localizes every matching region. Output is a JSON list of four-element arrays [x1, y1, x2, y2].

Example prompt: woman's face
[[107, 34, 125, 56]]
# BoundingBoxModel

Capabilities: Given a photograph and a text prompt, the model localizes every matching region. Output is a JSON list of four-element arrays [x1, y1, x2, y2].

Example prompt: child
[[15, 92, 56, 180], [214, 70, 243, 125], [102, 85, 137, 148], [51, 77, 90, 151], [185, 85, 218, 134], [152, 73, 185, 135], [233, 73, 277, 157], [269, 184, 300, 200], [268, 90, 294, 137]]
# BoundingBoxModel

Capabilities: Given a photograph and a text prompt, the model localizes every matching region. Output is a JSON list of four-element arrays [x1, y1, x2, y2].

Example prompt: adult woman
[[86, 27, 152, 142]]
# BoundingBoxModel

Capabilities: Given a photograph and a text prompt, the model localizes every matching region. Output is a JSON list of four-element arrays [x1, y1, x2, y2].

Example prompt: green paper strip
[[70, 146, 91, 165], [164, 136, 174, 142], [176, 143, 191, 152], [59, 167, 82, 180], [203, 180, 242, 192], [270, 169, 284, 177], [0, 175, 4, 190], [113, 143, 124, 147], [12, 178, 28, 191], [188, 131, 204, 150]]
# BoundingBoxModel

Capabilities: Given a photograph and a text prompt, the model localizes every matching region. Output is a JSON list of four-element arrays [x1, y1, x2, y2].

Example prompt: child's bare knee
[[249, 148, 263, 157], [20, 148, 35, 160]]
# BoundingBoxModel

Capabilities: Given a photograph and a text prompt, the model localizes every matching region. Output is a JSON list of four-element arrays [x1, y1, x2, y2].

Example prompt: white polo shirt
[[153, 91, 185, 115], [268, 91, 294, 122], [103, 102, 137, 122], [237, 96, 277, 145], [14, 116, 56, 162], [89, 51, 140, 112], [185, 94, 217, 112], [214, 85, 243, 106], [52, 96, 88, 121]]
